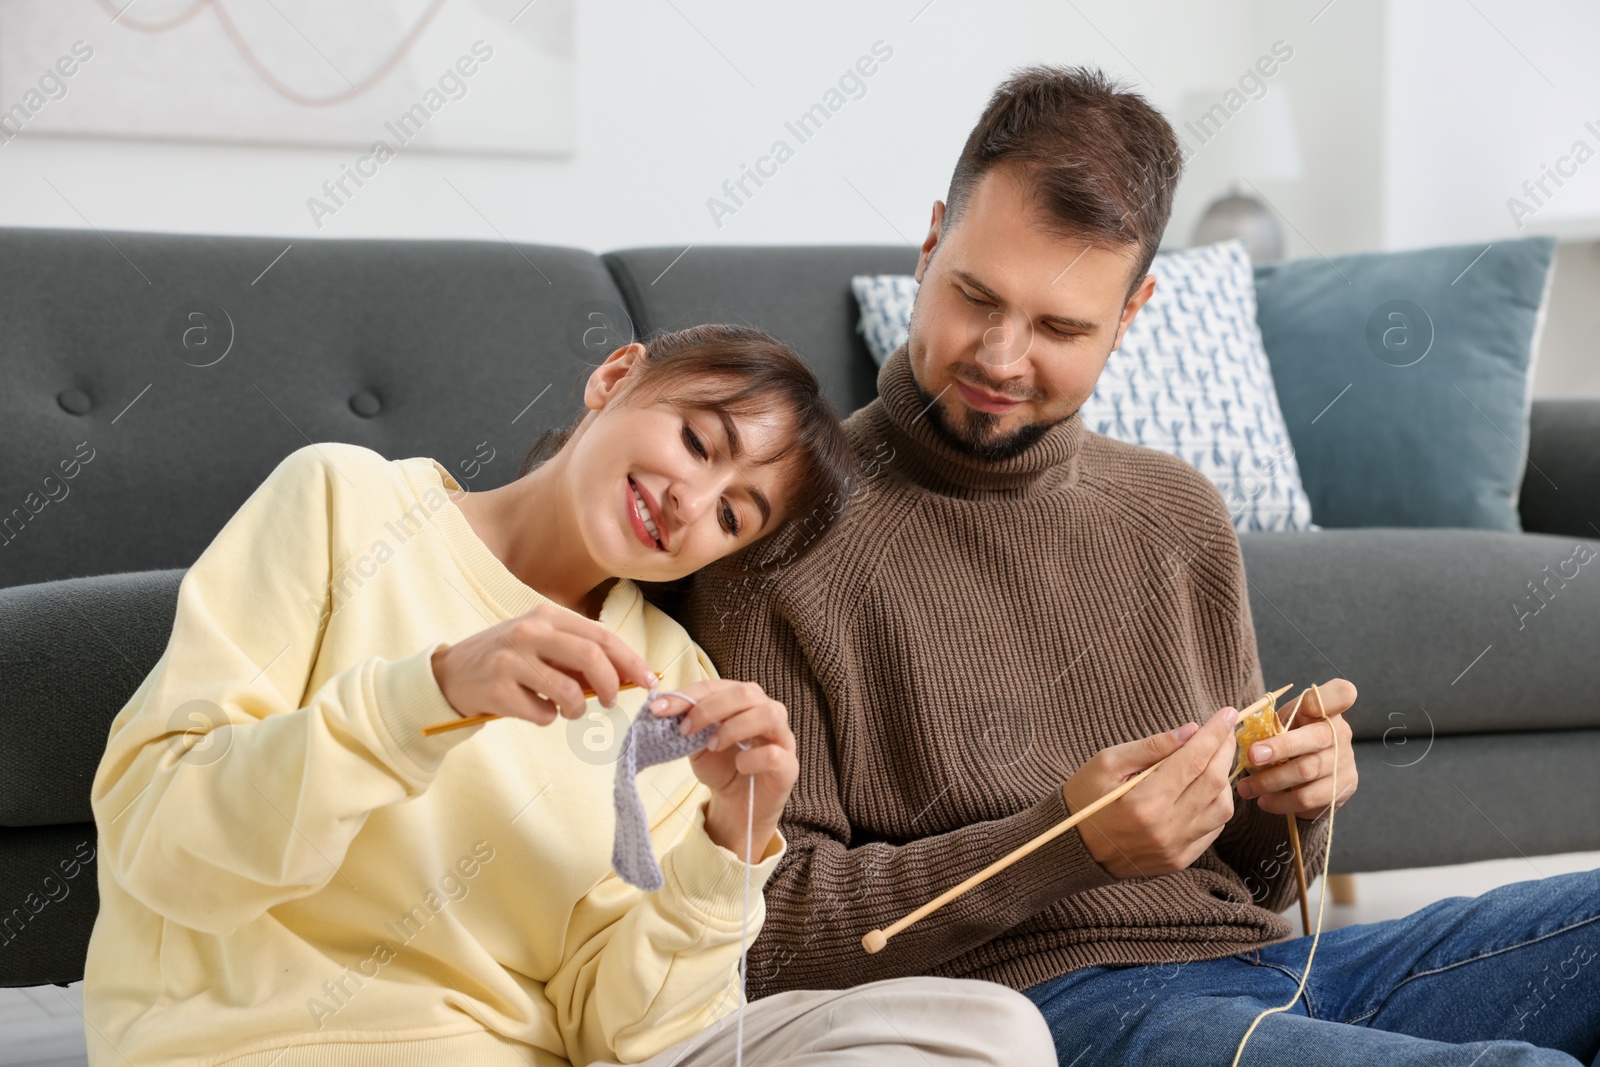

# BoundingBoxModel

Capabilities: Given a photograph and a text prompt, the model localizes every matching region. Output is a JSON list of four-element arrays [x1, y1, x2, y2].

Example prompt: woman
[[82, 324, 850, 1065]]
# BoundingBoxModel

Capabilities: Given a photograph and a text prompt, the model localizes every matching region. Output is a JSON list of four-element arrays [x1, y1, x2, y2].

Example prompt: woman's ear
[[584, 342, 647, 411]]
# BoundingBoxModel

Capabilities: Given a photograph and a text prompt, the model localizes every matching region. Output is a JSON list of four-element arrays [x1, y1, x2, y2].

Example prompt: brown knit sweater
[[683, 345, 1332, 997]]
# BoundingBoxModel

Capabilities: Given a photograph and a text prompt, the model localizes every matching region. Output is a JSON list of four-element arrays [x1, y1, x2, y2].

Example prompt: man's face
[[907, 165, 1157, 460]]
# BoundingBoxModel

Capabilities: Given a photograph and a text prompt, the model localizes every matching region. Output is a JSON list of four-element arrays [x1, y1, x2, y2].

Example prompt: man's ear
[[913, 200, 946, 285], [584, 342, 646, 411], [1111, 274, 1157, 352]]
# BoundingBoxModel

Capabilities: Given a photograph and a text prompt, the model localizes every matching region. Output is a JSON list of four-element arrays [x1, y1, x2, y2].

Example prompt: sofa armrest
[[0, 569, 181, 828], [1519, 398, 1600, 538]]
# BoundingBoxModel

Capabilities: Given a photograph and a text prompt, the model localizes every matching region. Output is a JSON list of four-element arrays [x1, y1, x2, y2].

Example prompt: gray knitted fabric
[[612, 695, 719, 891]]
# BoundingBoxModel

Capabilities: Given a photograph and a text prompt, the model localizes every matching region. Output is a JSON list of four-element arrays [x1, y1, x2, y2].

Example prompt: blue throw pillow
[[852, 240, 1317, 533], [1252, 236, 1556, 531]]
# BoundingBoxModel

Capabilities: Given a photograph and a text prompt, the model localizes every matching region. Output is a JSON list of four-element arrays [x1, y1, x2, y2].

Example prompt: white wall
[[1385, 0, 1600, 250], [1536, 241, 1600, 397], [1240, 0, 1387, 258], [1380, 0, 1598, 396], [1, 0, 1591, 393], [0, 0, 1265, 251]]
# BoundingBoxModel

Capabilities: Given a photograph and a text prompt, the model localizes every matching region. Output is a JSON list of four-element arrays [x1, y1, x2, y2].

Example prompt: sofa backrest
[[0, 229, 623, 589], [8, 225, 1588, 595], [603, 244, 917, 417], [0, 230, 924, 591]]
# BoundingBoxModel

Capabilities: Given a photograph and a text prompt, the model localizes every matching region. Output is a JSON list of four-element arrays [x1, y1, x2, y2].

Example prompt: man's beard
[[911, 370, 1058, 462]]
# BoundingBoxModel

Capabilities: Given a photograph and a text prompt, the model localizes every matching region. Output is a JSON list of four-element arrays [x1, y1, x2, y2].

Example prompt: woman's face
[[562, 345, 796, 583]]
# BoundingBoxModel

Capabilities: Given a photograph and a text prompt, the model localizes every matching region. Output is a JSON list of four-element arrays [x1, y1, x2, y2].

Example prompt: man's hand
[[1062, 706, 1239, 879], [1235, 679, 1359, 820]]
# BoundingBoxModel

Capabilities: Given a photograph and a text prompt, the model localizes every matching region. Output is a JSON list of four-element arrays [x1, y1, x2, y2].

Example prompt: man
[[685, 66, 1600, 1065]]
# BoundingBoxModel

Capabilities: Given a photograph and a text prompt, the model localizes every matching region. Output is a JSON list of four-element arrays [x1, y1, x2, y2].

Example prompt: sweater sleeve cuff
[[657, 798, 786, 924], [1008, 786, 1120, 900], [374, 640, 482, 782]]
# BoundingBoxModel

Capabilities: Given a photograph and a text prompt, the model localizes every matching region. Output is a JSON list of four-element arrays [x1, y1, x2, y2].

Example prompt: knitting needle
[[1238, 683, 1294, 720], [1257, 686, 1314, 935], [861, 683, 1295, 955], [420, 675, 658, 737], [1281, 684, 1329, 937], [1286, 814, 1312, 935], [862, 754, 1170, 954], [1227, 683, 1314, 933]]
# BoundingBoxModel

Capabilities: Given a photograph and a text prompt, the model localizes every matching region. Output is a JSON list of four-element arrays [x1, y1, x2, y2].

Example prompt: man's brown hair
[[943, 65, 1183, 297]]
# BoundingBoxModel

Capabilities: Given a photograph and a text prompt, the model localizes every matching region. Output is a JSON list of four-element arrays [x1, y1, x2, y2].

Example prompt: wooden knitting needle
[[1239, 683, 1295, 720], [1286, 814, 1312, 935], [1281, 684, 1329, 936], [1275, 687, 1311, 933], [861, 752, 1172, 954], [861, 683, 1296, 956], [1223, 682, 1314, 933], [420, 676, 656, 737]]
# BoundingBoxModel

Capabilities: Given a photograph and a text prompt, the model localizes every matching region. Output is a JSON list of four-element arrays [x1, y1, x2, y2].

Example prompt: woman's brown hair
[[518, 323, 854, 567]]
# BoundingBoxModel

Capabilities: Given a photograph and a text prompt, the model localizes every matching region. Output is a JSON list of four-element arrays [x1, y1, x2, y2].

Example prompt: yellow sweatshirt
[[85, 443, 783, 1067]]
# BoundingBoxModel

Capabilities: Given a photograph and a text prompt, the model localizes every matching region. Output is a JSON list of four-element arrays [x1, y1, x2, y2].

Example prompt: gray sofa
[[2, 228, 1596, 989]]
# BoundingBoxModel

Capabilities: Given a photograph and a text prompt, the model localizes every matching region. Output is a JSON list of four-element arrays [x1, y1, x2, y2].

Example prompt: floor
[[0, 983, 91, 1067], [5, 851, 1596, 1066]]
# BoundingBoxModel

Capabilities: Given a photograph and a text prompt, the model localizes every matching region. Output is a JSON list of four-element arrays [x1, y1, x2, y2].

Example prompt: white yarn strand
[[736, 772, 754, 1067], [1230, 700, 1340, 1066], [653, 693, 754, 1066]]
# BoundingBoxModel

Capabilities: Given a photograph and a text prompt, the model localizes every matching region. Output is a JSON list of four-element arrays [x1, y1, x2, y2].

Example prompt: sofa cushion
[[0, 228, 621, 590], [1241, 527, 1600, 740], [1333, 731, 1600, 873], [603, 245, 918, 417], [1252, 235, 1557, 531], [851, 273, 919, 367]]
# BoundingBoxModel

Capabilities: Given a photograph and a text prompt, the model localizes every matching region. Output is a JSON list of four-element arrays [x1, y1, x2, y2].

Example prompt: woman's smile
[[627, 475, 667, 550]]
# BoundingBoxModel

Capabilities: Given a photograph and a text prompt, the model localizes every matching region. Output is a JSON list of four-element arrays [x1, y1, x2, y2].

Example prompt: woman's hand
[[647, 680, 798, 863], [429, 604, 657, 726]]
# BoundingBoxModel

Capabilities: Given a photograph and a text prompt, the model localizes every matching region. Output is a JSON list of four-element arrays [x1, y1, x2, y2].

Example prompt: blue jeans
[[1025, 869, 1600, 1066]]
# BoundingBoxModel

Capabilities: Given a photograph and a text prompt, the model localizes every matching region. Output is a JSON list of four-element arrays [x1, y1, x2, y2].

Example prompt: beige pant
[[604, 977, 1056, 1067]]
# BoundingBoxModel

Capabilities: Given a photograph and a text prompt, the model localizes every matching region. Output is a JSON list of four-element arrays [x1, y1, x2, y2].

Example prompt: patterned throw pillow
[[850, 240, 1316, 533]]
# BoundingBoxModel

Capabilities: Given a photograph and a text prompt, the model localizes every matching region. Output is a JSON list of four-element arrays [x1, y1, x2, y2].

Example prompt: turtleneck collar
[[871, 343, 1087, 500]]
